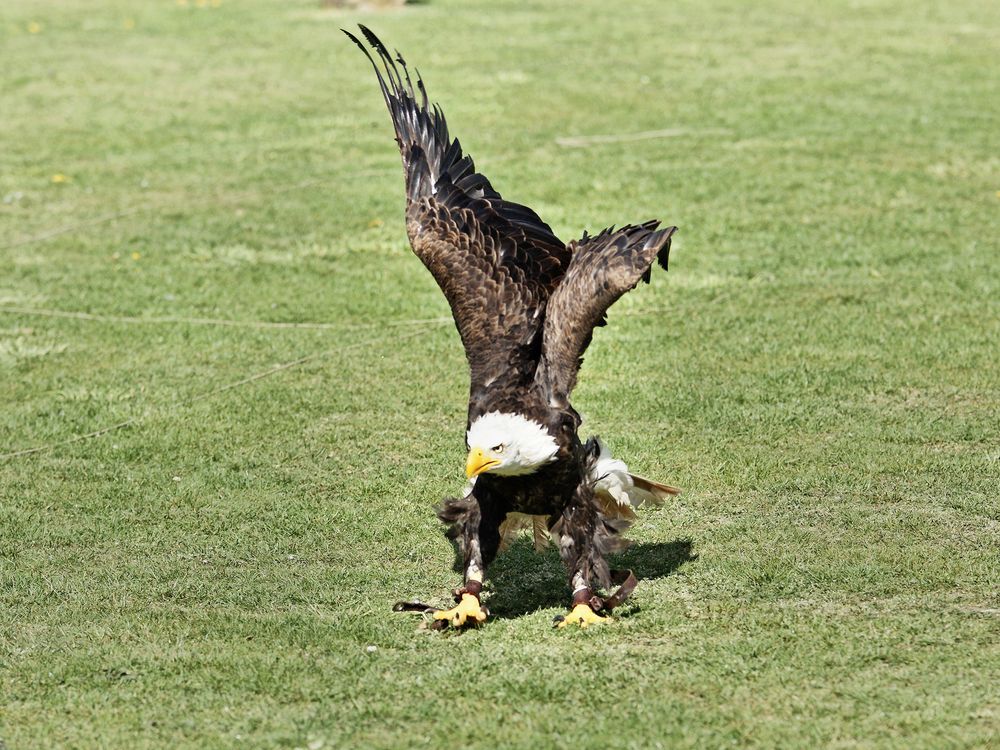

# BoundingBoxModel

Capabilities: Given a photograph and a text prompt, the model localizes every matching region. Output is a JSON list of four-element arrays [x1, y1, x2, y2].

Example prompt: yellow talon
[[556, 603, 609, 629], [432, 593, 488, 628]]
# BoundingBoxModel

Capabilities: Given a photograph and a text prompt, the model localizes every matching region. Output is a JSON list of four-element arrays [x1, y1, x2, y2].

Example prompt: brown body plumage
[[345, 26, 679, 627]]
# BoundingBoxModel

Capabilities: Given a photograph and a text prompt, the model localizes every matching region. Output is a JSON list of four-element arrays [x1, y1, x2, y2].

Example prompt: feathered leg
[[551, 482, 629, 628], [433, 485, 504, 627]]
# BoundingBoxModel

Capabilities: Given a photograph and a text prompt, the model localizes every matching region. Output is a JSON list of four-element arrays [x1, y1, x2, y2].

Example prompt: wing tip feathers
[[654, 225, 677, 271]]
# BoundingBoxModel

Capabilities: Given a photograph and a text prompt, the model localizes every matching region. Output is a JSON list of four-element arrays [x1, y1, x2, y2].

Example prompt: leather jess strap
[[392, 599, 439, 613], [600, 569, 638, 612], [574, 569, 638, 614]]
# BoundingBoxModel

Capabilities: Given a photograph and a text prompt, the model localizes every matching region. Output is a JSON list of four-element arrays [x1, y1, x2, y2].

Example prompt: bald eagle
[[345, 26, 680, 628]]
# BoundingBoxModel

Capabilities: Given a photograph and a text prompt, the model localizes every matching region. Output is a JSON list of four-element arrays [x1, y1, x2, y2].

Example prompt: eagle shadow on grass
[[482, 537, 697, 619]]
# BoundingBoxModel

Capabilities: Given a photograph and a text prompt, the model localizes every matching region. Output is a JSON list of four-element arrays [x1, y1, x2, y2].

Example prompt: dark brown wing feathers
[[344, 26, 571, 394], [345, 26, 677, 408], [343, 26, 466, 200], [342, 25, 564, 255], [537, 222, 677, 406]]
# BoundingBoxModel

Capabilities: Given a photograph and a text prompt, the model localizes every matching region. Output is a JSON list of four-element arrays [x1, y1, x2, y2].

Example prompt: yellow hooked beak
[[466, 447, 501, 479]]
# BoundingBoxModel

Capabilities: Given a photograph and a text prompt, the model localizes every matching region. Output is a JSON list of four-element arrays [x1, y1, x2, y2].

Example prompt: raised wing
[[536, 221, 676, 409], [344, 26, 571, 390]]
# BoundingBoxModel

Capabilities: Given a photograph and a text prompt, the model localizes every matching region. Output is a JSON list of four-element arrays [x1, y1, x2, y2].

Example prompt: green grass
[[2, 0, 999, 747]]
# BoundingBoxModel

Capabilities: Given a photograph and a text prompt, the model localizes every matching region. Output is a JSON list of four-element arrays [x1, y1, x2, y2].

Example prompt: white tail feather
[[630, 473, 682, 501], [590, 438, 680, 520]]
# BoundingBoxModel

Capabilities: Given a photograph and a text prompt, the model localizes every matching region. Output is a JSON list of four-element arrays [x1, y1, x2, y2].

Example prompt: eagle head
[[465, 411, 559, 478]]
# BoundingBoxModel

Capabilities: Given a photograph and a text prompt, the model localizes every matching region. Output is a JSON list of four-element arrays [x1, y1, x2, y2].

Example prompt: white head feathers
[[466, 411, 559, 476]]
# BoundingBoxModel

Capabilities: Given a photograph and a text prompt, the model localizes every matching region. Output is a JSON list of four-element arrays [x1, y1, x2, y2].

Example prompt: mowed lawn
[[2, 0, 998, 747]]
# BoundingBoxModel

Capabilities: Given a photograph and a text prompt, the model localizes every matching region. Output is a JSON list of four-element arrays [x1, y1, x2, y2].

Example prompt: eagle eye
[[492, 444, 504, 454]]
